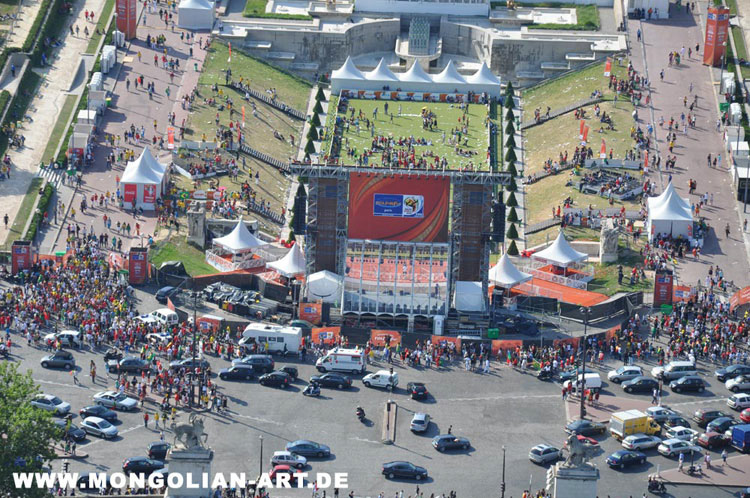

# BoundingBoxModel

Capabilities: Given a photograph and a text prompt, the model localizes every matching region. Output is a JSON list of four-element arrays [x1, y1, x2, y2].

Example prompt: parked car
[[259, 371, 292, 388], [715, 364, 750, 382], [31, 394, 70, 415], [726, 375, 750, 393], [608, 366, 643, 384], [169, 358, 210, 372], [362, 370, 399, 390], [309, 373, 352, 389], [576, 435, 600, 448], [657, 438, 701, 457], [80, 417, 118, 439], [231, 355, 275, 373], [53, 419, 86, 442], [93, 391, 138, 411], [645, 407, 678, 422], [79, 405, 118, 423], [279, 366, 298, 380], [147, 442, 171, 461], [622, 434, 661, 451], [155, 286, 178, 304], [285, 440, 330, 458], [43, 330, 82, 348], [410, 412, 431, 433], [40, 350, 75, 370], [660, 415, 692, 429], [109, 357, 151, 374], [268, 465, 302, 484], [218, 365, 255, 381], [606, 450, 646, 469], [406, 382, 429, 400], [122, 457, 165, 476], [382, 461, 428, 480], [663, 426, 698, 442], [270, 451, 306, 469], [432, 434, 471, 452], [707, 416, 740, 434], [742, 408, 750, 423], [528, 444, 561, 464], [728, 393, 750, 411], [622, 376, 660, 394], [693, 409, 730, 428], [697, 431, 731, 450], [76, 473, 112, 492], [565, 419, 606, 436], [670, 375, 706, 393]]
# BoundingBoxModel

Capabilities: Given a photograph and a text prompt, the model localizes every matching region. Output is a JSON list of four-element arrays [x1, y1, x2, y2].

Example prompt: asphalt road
[[8, 315, 748, 498]]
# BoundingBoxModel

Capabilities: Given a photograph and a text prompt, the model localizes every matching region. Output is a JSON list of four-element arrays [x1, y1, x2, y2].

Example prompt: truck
[[609, 409, 662, 441], [315, 347, 365, 374], [241, 323, 302, 355], [731, 424, 750, 453]]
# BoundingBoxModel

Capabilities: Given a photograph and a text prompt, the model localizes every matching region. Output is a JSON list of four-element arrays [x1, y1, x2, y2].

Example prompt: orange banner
[[167, 127, 175, 150], [431, 335, 461, 349], [554, 337, 580, 349], [491, 339, 523, 356], [583, 126, 589, 143], [370, 330, 401, 347], [299, 302, 323, 325], [600, 139, 607, 158], [579, 119, 585, 137], [604, 58, 612, 76], [312, 327, 340, 345], [242, 105, 245, 123]]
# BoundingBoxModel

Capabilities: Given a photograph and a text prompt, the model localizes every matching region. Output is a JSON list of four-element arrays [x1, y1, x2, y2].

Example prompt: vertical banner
[[583, 126, 589, 144], [653, 269, 674, 307], [704, 6, 730, 66], [143, 185, 156, 205], [11, 240, 31, 275], [128, 248, 148, 285], [228, 42, 232, 63], [600, 139, 607, 159], [579, 119, 585, 139], [167, 127, 175, 150], [123, 183, 137, 204], [242, 105, 245, 125], [298, 302, 323, 325], [116, 0, 137, 39], [604, 58, 612, 77]]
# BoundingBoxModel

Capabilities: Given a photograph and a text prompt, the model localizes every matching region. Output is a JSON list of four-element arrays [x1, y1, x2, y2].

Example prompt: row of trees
[[503, 83, 521, 256], [304, 86, 326, 157]]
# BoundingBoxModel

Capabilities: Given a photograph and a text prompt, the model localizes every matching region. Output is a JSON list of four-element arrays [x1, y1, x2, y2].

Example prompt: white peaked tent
[[647, 182, 691, 212], [647, 189, 693, 241], [489, 254, 532, 289], [398, 62, 433, 89], [268, 243, 306, 278], [178, 0, 215, 30], [307, 270, 343, 303], [120, 148, 168, 210], [330, 57, 365, 93], [533, 231, 588, 268], [466, 63, 502, 97], [213, 218, 267, 253], [432, 60, 467, 92], [366, 58, 399, 86]]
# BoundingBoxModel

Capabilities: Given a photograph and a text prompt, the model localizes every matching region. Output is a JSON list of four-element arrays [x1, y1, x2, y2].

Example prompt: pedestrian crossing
[[36, 165, 64, 187]]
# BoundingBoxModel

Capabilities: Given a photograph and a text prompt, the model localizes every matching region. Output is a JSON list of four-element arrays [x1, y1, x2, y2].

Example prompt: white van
[[363, 370, 399, 390], [564, 373, 603, 393], [137, 308, 179, 327], [241, 323, 302, 355], [315, 347, 365, 374], [651, 361, 697, 381]]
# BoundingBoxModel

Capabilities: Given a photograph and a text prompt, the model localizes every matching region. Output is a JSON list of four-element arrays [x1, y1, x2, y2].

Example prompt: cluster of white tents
[[330, 57, 502, 97], [646, 182, 693, 241], [120, 148, 169, 211]]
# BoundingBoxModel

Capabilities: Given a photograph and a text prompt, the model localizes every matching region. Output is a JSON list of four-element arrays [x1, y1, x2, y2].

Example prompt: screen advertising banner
[[348, 174, 449, 242]]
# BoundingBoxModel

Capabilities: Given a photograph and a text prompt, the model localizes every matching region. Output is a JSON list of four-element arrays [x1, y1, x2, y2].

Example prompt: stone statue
[[171, 413, 208, 450], [599, 219, 619, 263], [562, 433, 592, 468]]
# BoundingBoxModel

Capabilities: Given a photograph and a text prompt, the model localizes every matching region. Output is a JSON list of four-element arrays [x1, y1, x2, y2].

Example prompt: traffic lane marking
[[443, 394, 559, 402]]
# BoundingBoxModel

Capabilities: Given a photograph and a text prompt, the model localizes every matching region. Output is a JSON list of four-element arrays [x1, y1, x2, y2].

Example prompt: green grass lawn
[[523, 59, 629, 116], [533, 5, 600, 31], [85, 0, 115, 53], [2, 177, 43, 250], [588, 239, 652, 295], [335, 99, 492, 170], [242, 0, 311, 19], [42, 94, 77, 162], [150, 236, 217, 277], [200, 41, 312, 111]]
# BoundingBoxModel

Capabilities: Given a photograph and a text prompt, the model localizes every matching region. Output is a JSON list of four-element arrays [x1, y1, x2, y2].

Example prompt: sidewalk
[[660, 454, 750, 487], [5, 0, 43, 48]]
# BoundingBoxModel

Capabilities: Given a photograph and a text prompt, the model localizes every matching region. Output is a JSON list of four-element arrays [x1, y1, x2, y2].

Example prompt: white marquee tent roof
[[649, 189, 693, 221], [453, 281, 485, 312], [533, 231, 588, 267], [213, 218, 267, 253], [366, 58, 398, 82], [400, 62, 432, 83], [121, 148, 164, 185], [489, 254, 532, 289], [647, 182, 691, 212], [179, 0, 212, 9], [307, 270, 343, 303], [432, 60, 466, 85], [331, 56, 365, 81], [267, 243, 306, 278], [466, 62, 502, 86]]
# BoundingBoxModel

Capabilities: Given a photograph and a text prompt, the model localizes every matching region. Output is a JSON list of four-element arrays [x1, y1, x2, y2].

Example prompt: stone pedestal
[[187, 208, 206, 249], [599, 218, 619, 263], [551, 462, 599, 498], [164, 448, 214, 498]]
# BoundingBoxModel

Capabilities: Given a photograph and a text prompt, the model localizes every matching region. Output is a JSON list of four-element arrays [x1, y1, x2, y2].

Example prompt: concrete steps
[[246, 40, 272, 50], [267, 51, 296, 61]]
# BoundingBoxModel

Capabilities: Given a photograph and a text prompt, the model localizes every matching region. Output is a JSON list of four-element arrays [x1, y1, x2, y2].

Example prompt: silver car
[[622, 434, 661, 451], [30, 394, 70, 415], [270, 451, 307, 469], [93, 391, 138, 411], [410, 412, 431, 433], [726, 375, 750, 393], [80, 417, 118, 439], [657, 438, 701, 458], [607, 365, 643, 383], [529, 444, 561, 464]]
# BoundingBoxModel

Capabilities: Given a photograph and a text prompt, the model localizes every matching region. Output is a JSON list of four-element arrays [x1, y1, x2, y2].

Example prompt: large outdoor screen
[[348, 174, 450, 242]]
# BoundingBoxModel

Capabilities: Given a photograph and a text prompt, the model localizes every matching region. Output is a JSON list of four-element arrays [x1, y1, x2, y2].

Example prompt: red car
[[576, 435, 600, 448], [741, 408, 750, 423], [268, 465, 302, 485], [697, 431, 730, 450]]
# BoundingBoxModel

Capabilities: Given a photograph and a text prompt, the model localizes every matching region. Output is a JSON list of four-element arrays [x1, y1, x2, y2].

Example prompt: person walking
[[721, 449, 728, 466], [154, 411, 160, 430], [678, 452, 685, 472], [651, 387, 658, 404], [143, 412, 150, 428]]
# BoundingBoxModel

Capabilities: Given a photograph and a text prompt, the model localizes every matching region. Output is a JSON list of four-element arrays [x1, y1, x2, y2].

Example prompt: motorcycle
[[537, 369, 552, 381], [647, 478, 666, 494], [686, 464, 702, 476], [356, 407, 366, 422], [302, 383, 320, 397], [104, 348, 123, 362], [0, 344, 8, 358]]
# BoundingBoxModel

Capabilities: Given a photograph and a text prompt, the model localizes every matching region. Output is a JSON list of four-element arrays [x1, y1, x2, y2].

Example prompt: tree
[[287, 230, 296, 245], [507, 207, 519, 223], [505, 191, 518, 207], [505, 120, 516, 136], [505, 147, 517, 164], [310, 113, 321, 128], [507, 161, 518, 177], [504, 95, 515, 110], [304, 139, 316, 155], [0, 363, 61, 498], [506, 223, 519, 240], [504, 81, 514, 96], [316, 86, 326, 102], [505, 134, 516, 150], [506, 176, 517, 192], [505, 106, 515, 123], [313, 100, 324, 114], [507, 239, 519, 256], [307, 126, 319, 141]]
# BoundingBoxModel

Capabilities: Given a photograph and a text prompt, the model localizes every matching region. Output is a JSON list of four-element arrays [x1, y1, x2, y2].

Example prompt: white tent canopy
[[267, 243, 306, 278], [466, 62, 502, 96], [489, 254, 532, 289], [647, 189, 693, 241], [307, 270, 343, 303], [647, 182, 690, 212], [432, 60, 467, 92], [533, 231, 588, 267], [178, 0, 215, 30], [330, 57, 365, 93], [366, 58, 398, 84], [452, 281, 485, 312], [120, 148, 168, 210], [213, 218, 267, 253]]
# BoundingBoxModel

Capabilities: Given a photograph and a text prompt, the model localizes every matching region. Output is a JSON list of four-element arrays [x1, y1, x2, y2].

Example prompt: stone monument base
[[551, 462, 599, 498], [164, 448, 214, 498]]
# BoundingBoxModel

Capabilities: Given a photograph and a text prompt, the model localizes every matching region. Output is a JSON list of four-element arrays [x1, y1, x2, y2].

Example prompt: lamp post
[[500, 445, 506, 498], [190, 281, 198, 408], [258, 435, 264, 479], [579, 306, 591, 420], [719, 41, 728, 94]]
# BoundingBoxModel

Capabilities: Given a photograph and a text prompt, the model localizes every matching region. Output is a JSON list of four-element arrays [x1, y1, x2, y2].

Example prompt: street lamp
[[579, 306, 591, 420], [258, 435, 264, 479], [719, 41, 728, 94], [500, 445, 506, 498]]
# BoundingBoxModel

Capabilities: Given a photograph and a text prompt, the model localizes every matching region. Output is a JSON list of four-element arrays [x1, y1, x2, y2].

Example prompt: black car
[[406, 382, 429, 400], [259, 371, 292, 388], [232, 355, 275, 373], [606, 450, 647, 469], [670, 376, 706, 393], [432, 434, 471, 452], [382, 461, 428, 480], [280, 366, 298, 380], [76, 473, 111, 491], [54, 419, 86, 442], [622, 376, 660, 394], [285, 440, 331, 458], [715, 364, 750, 382], [706, 416, 739, 434], [565, 419, 606, 436], [661, 415, 691, 429], [310, 373, 352, 389], [147, 441, 171, 461], [79, 405, 118, 423], [40, 350, 75, 370], [122, 456, 165, 476], [219, 365, 255, 381], [109, 357, 150, 374], [169, 358, 210, 372], [559, 367, 596, 382], [693, 409, 729, 428], [155, 286, 178, 304]]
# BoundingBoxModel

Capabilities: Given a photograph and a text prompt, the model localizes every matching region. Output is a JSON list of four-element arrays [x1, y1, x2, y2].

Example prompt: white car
[[622, 434, 661, 451], [80, 417, 118, 439], [270, 451, 306, 469], [608, 366, 643, 384], [30, 394, 70, 415], [657, 438, 701, 458], [663, 426, 698, 442], [93, 391, 138, 411], [725, 375, 750, 393], [645, 406, 677, 422], [43, 330, 82, 348], [410, 412, 431, 433], [728, 393, 750, 410]]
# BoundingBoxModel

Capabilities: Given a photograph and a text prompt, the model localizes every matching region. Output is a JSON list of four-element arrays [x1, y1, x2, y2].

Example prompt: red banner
[[123, 183, 137, 204], [604, 58, 612, 77], [729, 286, 750, 312], [128, 248, 147, 285], [299, 302, 323, 325], [583, 126, 589, 143], [653, 269, 674, 307], [370, 330, 402, 347], [116, 0, 137, 39], [704, 6, 730, 66], [430, 335, 461, 349], [312, 327, 340, 345], [143, 184, 156, 205], [579, 119, 585, 138], [11, 241, 31, 275], [167, 127, 175, 150], [600, 139, 607, 159], [491, 339, 523, 356]]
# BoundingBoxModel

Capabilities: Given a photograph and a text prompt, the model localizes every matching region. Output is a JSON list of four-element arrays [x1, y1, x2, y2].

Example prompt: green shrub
[[507, 207, 519, 223], [304, 139, 316, 155], [310, 113, 321, 127], [507, 240, 519, 256], [316, 87, 326, 102], [506, 223, 519, 240], [505, 134, 516, 149], [505, 191, 518, 207], [505, 148, 517, 163], [307, 126, 319, 141], [24, 183, 55, 242], [504, 96, 515, 110], [313, 100, 324, 114]]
